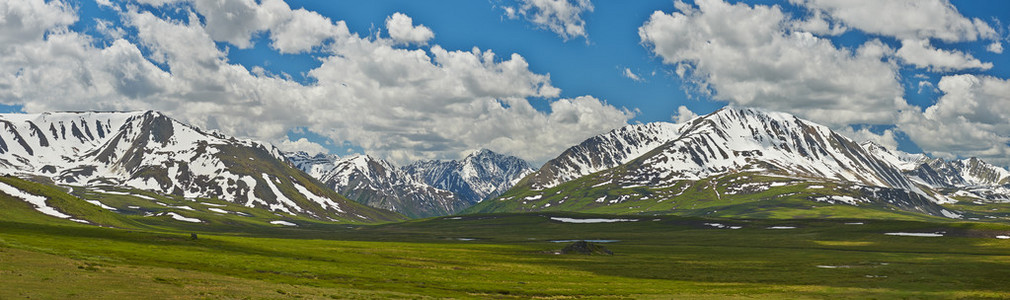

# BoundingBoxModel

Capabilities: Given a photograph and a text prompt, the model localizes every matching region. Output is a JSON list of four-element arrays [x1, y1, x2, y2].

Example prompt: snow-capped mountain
[[625, 107, 917, 189], [311, 154, 461, 218], [922, 157, 1010, 188], [404, 149, 534, 204], [524, 122, 687, 190], [478, 107, 970, 218], [520, 107, 919, 192], [859, 141, 928, 171], [284, 149, 534, 217], [286, 151, 342, 178], [0, 111, 401, 222], [859, 142, 1010, 201]]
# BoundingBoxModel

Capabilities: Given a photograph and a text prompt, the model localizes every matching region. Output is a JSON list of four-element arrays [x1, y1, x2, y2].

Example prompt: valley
[[3, 208, 1010, 298], [2, 108, 1010, 298]]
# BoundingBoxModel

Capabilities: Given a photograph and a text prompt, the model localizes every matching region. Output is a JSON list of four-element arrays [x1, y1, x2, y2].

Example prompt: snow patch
[[131, 194, 155, 200], [85, 200, 117, 211], [207, 207, 230, 214], [703, 223, 742, 229], [767, 226, 796, 229], [269, 220, 297, 226], [0, 181, 72, 219], [293, 182, 344, 213], [940, 209, 962, 219], [164, 212, 202, 223], [261, 174, 299, 215], [169, 205, 195, 211], [549, 217, 638, 223], [885, 232, 943, 237]]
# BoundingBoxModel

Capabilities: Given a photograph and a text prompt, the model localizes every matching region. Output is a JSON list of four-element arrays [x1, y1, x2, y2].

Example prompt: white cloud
[[0, 1, 631, 165], [507, 0, 594, 41], [140, 0, 348, 54], [269, 7, 350, 54], [639, 0, 907, 127], [836, 127, 899, 151], [917, 80, 938, 94], [385, 12, 434, 45], [672, 105, 698, 124], [622, 68, 643, 82], [792, 0, 998, 42], [895, 39, 991, 71], [277, 138, 328, 155], [989, 42, 1004, 54], [189, 0, 283, 48], [503, 6, 518, 19], [898, 74, 1010, 166], [95, 0, 114, 8], [95, 19, 126, 40], [0, 0, 76, 47], [790, 9, 846, 36]]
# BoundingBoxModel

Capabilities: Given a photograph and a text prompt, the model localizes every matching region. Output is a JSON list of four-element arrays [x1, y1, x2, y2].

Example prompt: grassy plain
[[2, 176, 1010, 298]]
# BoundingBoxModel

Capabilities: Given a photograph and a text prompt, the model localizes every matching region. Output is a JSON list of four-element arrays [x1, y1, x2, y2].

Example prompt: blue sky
[[2, 0, 1009, 165]]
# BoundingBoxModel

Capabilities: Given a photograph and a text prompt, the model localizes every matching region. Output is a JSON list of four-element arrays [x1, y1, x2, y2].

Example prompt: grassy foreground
[[3, 212, 1010, 299]]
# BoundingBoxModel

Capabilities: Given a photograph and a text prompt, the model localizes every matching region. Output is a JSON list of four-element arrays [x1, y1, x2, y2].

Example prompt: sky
[[1, 0, 1009, 166]]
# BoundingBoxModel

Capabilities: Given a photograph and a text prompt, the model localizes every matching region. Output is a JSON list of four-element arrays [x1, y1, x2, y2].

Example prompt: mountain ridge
[[472, 107, 1009, 219], [285, 149, 534, 217], [0, 111, 402, 222]]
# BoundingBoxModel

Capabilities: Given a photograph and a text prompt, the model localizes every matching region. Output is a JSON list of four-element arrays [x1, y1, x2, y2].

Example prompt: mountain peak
[[465, 148, 494, 158]]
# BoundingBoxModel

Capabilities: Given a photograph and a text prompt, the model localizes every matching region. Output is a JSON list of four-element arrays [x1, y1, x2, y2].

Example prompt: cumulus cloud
[[672, 105, 698, 124], [989, 42, 1004, 54], [836, 127, 899, 151], [789, 9, 846, 36], [622, 68, 643, 82], [505, 0, 594, 41], [917, 81, 938, 94], [639, 0, 907, 127], [896, 39, 991, 71], [791, 0, 998, 42], [0, 0, 631, 165], [139, 0, 349, 54], [897, 75, 1010, 165], [0, 0, 76, 46], [277, 138, 329, 155], [385, 12, 434, 45]]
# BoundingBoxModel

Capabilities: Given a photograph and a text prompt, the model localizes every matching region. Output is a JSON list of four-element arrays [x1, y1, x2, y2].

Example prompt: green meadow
[[2, 176, 1010, 298]]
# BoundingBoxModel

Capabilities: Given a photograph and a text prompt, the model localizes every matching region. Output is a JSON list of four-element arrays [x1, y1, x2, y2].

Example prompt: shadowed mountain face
[[473, 107, 1010, 219], [0, 111, 402, 223]]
